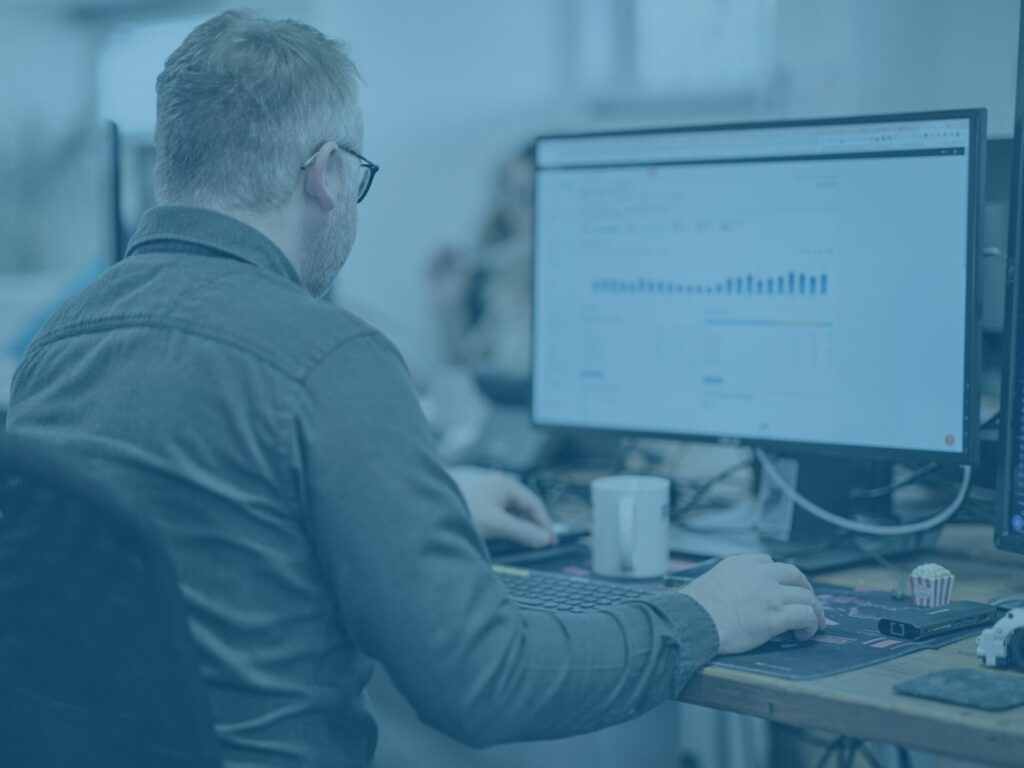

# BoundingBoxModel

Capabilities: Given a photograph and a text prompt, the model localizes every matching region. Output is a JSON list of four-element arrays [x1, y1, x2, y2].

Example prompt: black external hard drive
[[878, 601, 998, 641]]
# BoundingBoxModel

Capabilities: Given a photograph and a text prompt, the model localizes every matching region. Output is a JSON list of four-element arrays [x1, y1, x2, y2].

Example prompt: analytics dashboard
[[532, 115, 978, 456]]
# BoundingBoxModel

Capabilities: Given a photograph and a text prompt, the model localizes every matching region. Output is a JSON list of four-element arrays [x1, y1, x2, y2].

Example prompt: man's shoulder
[[279, 299, 396, 378], [25, 256, 391, 384]]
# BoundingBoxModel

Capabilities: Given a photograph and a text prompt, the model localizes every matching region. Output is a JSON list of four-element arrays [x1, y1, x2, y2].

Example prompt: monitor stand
[[668, 455, 942, 574]]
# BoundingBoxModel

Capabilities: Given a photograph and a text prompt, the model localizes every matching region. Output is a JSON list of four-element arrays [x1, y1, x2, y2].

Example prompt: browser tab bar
[[536, 117, 972, 169]]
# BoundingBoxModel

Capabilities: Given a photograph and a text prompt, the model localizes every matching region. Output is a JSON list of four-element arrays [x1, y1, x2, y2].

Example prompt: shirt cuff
[[643, 590, 720, 694]]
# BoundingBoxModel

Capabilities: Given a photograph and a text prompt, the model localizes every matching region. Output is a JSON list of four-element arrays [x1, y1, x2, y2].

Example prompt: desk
[[676, 524, 1024, 768], [371, 523, 1021, 767]]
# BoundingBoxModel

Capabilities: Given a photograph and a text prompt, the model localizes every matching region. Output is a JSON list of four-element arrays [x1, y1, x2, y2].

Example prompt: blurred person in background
[[430, 147, 534, 378]]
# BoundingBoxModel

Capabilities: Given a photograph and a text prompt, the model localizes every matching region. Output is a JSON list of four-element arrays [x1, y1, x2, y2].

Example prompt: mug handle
[[618, 497, 635, 574]]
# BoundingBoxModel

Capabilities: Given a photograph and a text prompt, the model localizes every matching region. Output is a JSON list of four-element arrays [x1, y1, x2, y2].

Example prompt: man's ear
[[303, 143, 337, 212]]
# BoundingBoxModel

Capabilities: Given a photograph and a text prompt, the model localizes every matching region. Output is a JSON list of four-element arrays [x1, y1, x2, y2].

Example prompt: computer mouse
[[772, 629, 812, 645]]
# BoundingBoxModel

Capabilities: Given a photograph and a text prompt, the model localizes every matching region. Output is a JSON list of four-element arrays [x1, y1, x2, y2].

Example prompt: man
[[7, 11, 824, 767]]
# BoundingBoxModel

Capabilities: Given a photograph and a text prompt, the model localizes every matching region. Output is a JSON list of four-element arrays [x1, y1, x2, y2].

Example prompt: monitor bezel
[[531, 109, 985, 465]]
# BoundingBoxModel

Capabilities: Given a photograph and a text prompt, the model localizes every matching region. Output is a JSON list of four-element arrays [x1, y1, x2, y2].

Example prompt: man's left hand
[[451, 468, 558, 549]]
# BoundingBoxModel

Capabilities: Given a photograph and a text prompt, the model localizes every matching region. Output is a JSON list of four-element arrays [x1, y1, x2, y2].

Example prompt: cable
[[755, 448, 972, 537], [859, 742, 886, 768], [990, 594, 1024, 610], [860, 549, 910, 598], [673, 454, 755, 518], [814, 737, 842, 768], [850, 462, 941, 500], [849, 412, 997, 500]]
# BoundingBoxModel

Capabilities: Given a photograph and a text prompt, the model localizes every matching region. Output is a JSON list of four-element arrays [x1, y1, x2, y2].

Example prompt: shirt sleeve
[[293, 332, 719, 746]]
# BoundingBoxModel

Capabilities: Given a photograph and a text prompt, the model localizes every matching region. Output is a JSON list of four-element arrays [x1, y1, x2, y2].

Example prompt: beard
[[302, 204, 356, 299]]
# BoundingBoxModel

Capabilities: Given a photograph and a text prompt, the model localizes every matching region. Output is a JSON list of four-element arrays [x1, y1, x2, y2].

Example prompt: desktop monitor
[[995, 8, 1024, 555], [532, 111, 984, 468]]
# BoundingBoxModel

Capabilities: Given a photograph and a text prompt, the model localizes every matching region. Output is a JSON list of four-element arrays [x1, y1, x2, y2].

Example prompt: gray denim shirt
[[7, 205, 718, 768]]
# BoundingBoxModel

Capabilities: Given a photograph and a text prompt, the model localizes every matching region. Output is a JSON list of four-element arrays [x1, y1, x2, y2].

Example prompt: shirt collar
[[125, 205, 304, 287]]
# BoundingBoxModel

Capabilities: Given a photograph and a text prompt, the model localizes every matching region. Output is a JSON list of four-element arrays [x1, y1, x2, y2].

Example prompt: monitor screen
[[532, 112, 982, 461]]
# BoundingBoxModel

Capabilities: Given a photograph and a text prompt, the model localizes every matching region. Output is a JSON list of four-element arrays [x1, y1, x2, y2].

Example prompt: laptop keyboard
[[494, 564, 651, 613]]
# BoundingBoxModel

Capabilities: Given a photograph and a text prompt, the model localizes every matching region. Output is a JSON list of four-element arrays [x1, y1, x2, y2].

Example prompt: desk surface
[[676, 524, 1024, 767]]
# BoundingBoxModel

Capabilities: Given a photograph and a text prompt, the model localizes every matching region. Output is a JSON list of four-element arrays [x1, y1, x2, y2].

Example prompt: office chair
[[0, 432, 222, 768]]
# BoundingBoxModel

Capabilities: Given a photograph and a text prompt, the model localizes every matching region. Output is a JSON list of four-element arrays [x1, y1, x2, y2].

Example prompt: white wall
[[0, 8, 107, 272], [0, 9, 101, 148], [776, 0, 1019, 135], [312, 0, 574, 376]]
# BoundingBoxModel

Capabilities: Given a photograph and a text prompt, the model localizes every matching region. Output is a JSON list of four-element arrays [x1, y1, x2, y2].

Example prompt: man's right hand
[[681, 554, 826, 655]]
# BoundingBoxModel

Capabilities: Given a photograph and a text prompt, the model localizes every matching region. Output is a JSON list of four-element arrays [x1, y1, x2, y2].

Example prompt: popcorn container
[[910, 571, 955, 607]]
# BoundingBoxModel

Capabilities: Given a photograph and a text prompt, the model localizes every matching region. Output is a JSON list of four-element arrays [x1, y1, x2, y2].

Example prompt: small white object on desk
[[909, 562, 955, 607], [977, 609, 1024, 670]]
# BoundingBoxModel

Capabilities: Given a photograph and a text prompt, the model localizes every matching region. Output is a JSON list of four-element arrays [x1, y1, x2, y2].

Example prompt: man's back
[[9, 206, 389, 764], [8, 205, 720, 767]]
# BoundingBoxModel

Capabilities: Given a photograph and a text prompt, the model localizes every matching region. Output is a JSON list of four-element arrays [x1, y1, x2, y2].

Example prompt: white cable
[[754, 448, 972, 536]]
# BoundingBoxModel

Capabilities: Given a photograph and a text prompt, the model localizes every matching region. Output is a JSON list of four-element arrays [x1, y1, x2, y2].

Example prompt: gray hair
[[155, 10, 360, 212]]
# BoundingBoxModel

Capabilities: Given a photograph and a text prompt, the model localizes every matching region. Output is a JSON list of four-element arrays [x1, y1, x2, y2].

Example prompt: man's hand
[[681, 554, 826, 655], [451, 468, 558, 549]]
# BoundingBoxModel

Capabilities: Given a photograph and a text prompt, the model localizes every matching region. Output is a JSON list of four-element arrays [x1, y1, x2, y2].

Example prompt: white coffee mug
[[591, 475, 670, 579]]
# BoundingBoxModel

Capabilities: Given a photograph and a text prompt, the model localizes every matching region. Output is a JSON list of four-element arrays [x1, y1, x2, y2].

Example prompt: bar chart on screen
[[590, 271, 831, 297]]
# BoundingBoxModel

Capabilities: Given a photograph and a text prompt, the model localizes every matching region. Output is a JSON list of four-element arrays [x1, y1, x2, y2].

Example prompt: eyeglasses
[[300, 141, 379, 203]]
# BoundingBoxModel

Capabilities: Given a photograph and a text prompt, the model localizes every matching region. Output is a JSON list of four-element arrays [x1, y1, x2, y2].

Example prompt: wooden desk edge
[[676, 656, 1023, 768]]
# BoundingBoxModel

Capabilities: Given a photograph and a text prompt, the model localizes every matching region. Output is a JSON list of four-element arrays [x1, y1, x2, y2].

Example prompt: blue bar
[[756, 279, 763, 294], [809, 276, 817, 294], [767, 279, 774, 294], [799, 274, 806, 294], [726, 278, 732, 293], [777, 276, 784, 293], [788, 272, 795, 294], [737, 276, 744, 293], [821, 274, 829, 295], [746, 275, 753, 293]]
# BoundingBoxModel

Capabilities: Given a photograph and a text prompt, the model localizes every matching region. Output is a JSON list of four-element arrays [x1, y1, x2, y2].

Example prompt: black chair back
[[0, 432, 222, 768]]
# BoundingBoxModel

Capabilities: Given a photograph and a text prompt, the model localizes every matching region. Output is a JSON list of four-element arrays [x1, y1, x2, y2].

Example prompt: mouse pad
[[710, 584, 982, 680], [895, 668, 1024, 710]]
